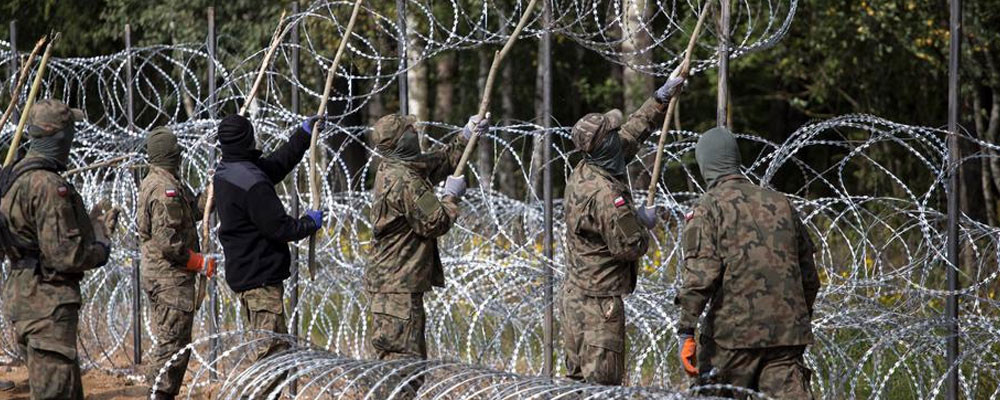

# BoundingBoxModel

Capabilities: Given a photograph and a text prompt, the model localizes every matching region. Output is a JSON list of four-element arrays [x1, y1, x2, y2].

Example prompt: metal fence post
[[289, 0, 301, 395], [541, 0, 554, 378], [716, 0, 730, 128], [206, 6, 221, 381], [396, 0, 408, 115], [945, 0, 962, 398], [125, 23, 143, 367]]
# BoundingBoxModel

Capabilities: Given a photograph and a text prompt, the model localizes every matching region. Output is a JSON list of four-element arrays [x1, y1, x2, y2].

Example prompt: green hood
[[147, 126, 182, 175], [695, 127, 742, 188]]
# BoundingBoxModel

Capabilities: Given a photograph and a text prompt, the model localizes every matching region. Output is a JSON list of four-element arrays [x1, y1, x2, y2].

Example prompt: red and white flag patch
[[684, 211, 694, 222], [613, 196, 626, 208], [57, 186, 68, 197], [165, 188, 178, 198]]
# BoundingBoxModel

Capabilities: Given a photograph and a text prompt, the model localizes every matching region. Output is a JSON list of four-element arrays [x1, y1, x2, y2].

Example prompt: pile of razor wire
[[3, 1, 1000, 399]]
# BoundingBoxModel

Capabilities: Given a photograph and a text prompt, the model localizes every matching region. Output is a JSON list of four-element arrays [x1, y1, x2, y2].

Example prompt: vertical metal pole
[[126, 23, 143, 366], [8, 21, 18, 124], [206, 7, 220, 381], [396, 0, 408, 115], [945, 0, 961, 398], [541, 0, 554, 378], [716, 0, 730, 128], [289, 0, 301, 396]]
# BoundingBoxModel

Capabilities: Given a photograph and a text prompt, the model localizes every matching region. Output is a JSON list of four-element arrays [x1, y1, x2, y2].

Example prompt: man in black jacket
[[213, 114, 322, 395]]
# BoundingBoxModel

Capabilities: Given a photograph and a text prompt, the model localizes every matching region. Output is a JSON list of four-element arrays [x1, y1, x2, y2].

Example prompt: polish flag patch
[[57, 186, 68, 197], [613, 196, 626, 208], [165, 188, 178, 198]]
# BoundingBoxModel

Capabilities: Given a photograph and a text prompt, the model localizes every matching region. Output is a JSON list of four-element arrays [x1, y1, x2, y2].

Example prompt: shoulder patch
[[165, 188, 178, 198], [614, 196, 626, 208], [416, 188, 440, 215], [57, 186, 69, 197]]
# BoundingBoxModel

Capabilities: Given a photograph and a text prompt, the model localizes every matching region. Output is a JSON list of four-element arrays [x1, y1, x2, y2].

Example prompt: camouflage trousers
[[561, 285, 626, 385], [13, 303, 84, 400], [695, 338, 814, 399], [238, 284, 289, 396], [370, 292, 427, 399], [143, 278, 195, 396]]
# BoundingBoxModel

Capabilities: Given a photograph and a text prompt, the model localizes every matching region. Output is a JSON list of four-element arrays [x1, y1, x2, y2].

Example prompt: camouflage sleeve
[[149, 196, 192, 267], [793, 204, 820, 314], [424, 133, 471, 185], [402, 180, 458, 238], [675, 199, 723, 336], [35, 178, 108, 273], [619, 97, 666, 160], [595, 189, 649, 261]]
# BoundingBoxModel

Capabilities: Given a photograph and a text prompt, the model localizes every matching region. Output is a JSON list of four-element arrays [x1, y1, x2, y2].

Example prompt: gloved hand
[[305, 209, 324, 228], [461, 112, 491, 140], [88, 199, 119, 242], [185, 250, 216, 278], [443, 175, 467, 199], [654, 77, 686, 104], [679, 335, 698, 377], [301, 115, 326, 135], [636, 205, 658, 229]]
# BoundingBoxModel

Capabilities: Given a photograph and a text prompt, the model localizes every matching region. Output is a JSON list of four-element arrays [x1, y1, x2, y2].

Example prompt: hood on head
[[147, 126, 182, 173], [695, 126, 742, 188], [218, 115, 259, 161], [26, 99, 84, 167], [373, 114, 421, 161], [571, 109, 623, 154]]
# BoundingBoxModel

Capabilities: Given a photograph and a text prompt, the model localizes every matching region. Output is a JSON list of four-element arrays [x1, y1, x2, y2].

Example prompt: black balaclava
[[586, 128, 626, 178], [695, 126, 742, 188], [28, 125, 75, 168], [147, 126, 182, 175], [387, 127, 422, 161], [218, 115, 261, 162]]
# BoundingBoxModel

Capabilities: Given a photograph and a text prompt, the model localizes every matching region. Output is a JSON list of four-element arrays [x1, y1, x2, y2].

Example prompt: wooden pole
[[63, 153, 134, 176], [451, 0, 539, 178], [238, 9, 289, 117], [308, 0, 364, 278], [0, 36, 45, 138], [644, 2, 712, 207], [4, 32, 59, 167]]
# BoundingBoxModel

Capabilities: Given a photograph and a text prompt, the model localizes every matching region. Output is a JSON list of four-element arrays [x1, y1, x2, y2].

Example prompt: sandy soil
[[0, 364, 210, 400]]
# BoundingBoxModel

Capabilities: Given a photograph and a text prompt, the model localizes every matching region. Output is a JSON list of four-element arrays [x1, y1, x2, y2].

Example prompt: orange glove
[[185, 250, 216, 278], [679, 336, 698, 376]]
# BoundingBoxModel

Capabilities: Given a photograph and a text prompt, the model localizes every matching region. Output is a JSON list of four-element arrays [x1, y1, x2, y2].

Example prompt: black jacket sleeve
[[256, 127, 311, 183], [246, 182, 318, 242]]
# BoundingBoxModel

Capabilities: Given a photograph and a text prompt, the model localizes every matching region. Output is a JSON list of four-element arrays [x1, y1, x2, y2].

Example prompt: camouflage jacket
[[1, 156, 108, 321], [365, 135, 467, 293], [677, 175, 820, 349], [137, 166, 202, 310], [563, 98, 663, 297], [565, 162, 650, 296]]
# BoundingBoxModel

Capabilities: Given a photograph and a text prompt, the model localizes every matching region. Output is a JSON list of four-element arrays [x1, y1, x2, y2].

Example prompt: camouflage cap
[[27, 99, 85, 138], [571, 109, 623, 153], [372, 114, 418, 152]]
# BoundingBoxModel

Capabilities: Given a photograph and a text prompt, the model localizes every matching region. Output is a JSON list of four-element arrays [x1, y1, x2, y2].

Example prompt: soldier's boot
[[150, 390, 176, 400], [0, 379, 14, 391]]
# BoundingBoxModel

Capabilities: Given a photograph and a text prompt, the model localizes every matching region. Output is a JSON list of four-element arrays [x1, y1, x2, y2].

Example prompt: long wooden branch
[[452, 0, 540, 178], [645, 2, 713, 207], [63, 153, 136, 176], [0, 36, 47, 139], [239, 9, 289, 117], [4, 32, 60, 167]]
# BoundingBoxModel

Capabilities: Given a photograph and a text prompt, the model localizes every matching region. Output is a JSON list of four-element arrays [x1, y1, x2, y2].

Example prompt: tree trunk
[[434, 53, 456, 122], [406, 12, 430, 150], [974, 89, 996, 225], [621, 0, 654, 191]]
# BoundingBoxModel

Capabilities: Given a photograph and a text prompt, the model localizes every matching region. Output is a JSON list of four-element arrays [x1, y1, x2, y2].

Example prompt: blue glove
[[654, 77, 685, 104], [636, 205, 658, 229], [302, 115, 325, 135], [305, 209, 324, 228]]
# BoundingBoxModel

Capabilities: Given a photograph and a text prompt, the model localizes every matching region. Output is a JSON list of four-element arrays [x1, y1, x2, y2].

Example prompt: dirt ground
[[0, 364, 209, 400]]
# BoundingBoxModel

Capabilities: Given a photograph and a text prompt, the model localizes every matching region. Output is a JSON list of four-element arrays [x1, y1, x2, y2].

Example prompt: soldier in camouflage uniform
[[0, 100, 115, 399], [365, 113, 485, 393], [676, 127, 820, 399], [562, 78, 683, 385], [137, 127, 215, 400]]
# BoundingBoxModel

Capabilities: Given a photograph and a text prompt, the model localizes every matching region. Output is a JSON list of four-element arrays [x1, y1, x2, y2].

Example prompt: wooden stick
[[200, 178, 215, 254], [238, 9, 289, 117], [645, 2, 712, 207], [306, 0, 364, 279], [63, 153, 135, 176], [0, 36, 46, 139], [452, 0, 539, 178], [4, 32, 60, 167]]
